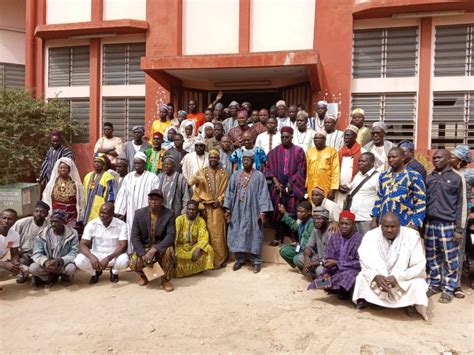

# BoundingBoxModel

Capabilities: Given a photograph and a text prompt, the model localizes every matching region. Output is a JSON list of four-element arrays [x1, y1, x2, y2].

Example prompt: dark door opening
[[208, 90, 281, 111]]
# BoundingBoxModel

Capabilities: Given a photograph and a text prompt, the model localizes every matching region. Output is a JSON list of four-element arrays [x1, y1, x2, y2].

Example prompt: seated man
[[30, 210, 79, 287], [353, 212, 429, 320], [278, 201, 314, 273], [303, 207, 331, 277], [174, 200, 214, 278], [12, 201, 50, 283], [75, 202, 129, 284], [0, 209, 21, 287], [308, 211, 362, 300], [130, 189, 176, 292]]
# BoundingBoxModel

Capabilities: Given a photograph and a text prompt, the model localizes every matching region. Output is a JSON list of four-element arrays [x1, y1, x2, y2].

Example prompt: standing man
[[275, 100, 291, 131], [206, 122, 225, 152], [130, 190, 176, 291], [398, 140, 427, 181], [145, 132, 166, 174], [251, 108, 269, 135], [75, 202, 129, 284], [363, 122, 394, 172], [351, 108, 371, 147], [266, 127, 307, 245], [120, 126, 151, 172], [425, 149, 464, 304], [224, 151, 273, 273], [309, 101, 327, 131], [0, 209, 20, 284], [219, 135, 233, 176], [324, 114, 344, 151], [39, 129, 75, 189], [181, 137, 210, 181], [94, 122, 123, 167], [189, 150, 230, 269], [371, 147, 426, 231], [223, 101, 239, 133], [114, 158, 128, 192], [255, 117, 281, 155], [228, 109, 258, 148], [306, 130, 340, 200], [114, 152, 160, 252], [150, 103, 172, 138], [293, 111, 315, 153], [287, 105, 298, 129], [164, 133, 187, 173], [12, 201, 50, 283], [30, 210, 78, 287], [187, 100, 205, 130]]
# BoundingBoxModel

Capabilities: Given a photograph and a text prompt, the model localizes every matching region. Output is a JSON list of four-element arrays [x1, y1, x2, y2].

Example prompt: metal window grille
[[351, 93, 417, 143], [353, 27, 418, 78], [102, 43, 145, 85], [102, 97, 145, 141], [48, 46, 90, 87], [434, 24, 474, 77], [0, 63, 25, 89], [431, 91, 473, 149], [57, 98, 90, 143]]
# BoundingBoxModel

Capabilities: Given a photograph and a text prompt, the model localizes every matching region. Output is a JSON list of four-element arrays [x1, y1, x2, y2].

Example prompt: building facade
[[1, 0, 473, 174]]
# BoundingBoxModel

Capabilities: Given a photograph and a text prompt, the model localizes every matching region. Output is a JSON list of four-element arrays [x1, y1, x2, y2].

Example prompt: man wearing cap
[[150, 104, 173, 142], [324, 114, 344, 151], [120, 126, 152, 171], [115, 151, 160, 253], [156, 155, 190, 217], [224, 150, 273, 273], [145, 131, 166, 174], [164, 133, 187, 174], [30, 210, 79, 287], [39, 129, 75, 189], [206, 121, 225, 152], [94, 122, 123, 167], [222, 101, 240, 133], [306, 129, 340, 200], [83, 153, 116, 224], [75, 202, 128, 284], [351, 108, 371, 147], [275, 100, 292, 131], [187, 100, 206, 130], [278, 201, 314, 274], [308, 210, 362, 301], [311, 186, 342, 225], [363, 121, 394, 172], [255, 117, 281, 155], [353, 213, 429, 320], [398, 140, 427, 181], [228, 109, 258, 148], [266, 126, 307, 245], [0, 209, 21, 285], [293, 111, 315, 153], [181, 136, 210, 181], [130, 189, 176, 291], [12, 202, 50, 283], [303, 207, 331, 277], [189, 150, 230, 269], [309, 101, 327, 131]]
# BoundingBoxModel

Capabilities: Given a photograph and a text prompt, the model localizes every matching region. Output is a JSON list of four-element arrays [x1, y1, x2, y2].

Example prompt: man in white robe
[[114, 152, 159, 253], [352, 212, 429, 320], [180, 137, 209, 181]]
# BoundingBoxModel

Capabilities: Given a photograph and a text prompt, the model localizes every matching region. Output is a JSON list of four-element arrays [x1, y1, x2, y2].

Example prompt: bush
[[0, 89, 81, 184]]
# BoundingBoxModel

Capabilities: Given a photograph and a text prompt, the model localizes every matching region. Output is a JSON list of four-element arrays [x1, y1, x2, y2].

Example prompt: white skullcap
[[276, 100, 286, 108], [134, 151, 147, 162]]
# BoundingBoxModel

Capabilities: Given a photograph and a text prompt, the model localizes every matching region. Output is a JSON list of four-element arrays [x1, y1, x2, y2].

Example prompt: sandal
[[438, 292, 453, 304], [454, 287, 465, 299], [405, 305, 419, 318], [426, 286, 441, 298]]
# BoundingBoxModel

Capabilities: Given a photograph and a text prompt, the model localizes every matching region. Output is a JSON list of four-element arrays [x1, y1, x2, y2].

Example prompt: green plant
[[0, 89, 82, 184]]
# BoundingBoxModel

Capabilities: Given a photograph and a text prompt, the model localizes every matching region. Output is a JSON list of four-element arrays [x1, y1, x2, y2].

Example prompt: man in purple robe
[[266, 126, 307, 246], [309, 210, 362, 300]]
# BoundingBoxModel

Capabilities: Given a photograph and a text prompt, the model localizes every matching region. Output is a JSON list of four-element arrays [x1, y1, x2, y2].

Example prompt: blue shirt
[[229, 147, 267, 171]]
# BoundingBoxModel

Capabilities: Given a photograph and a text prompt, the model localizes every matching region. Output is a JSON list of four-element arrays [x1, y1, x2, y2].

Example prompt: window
[[58, 98, 90, 143], [102, 43, 145, 85], [352, 27, 418, 78], [434, 24, 474, 77], [0, 63, 25, 89], [48, 46, 90, 87], [102, 97, 145, 141], [431, 92, 474, 149], [351, 93, 417, 143]]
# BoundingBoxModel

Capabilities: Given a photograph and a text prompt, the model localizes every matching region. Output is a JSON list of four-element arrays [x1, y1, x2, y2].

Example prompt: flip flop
[[405, 305, 419, 318], [454, 287, 465, 299], [438, 292, 453, 304], [426, 286, 441, 297]]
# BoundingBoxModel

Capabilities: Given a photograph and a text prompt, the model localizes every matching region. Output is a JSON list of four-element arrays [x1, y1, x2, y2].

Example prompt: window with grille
[[352, 27, 418, 78], [434, 24, 474, 77], [48, 46, 90, 87], [102, 43, 145, 85], [102, 97, 145, 141], [431, 92, 473, 149], [57, 98, 90, 143], [351, 93, 417, 143], [0, 63, 25, 89]]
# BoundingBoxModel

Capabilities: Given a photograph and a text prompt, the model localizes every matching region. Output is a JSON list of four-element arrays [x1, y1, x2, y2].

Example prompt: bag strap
[[348, 170, 377, 199]]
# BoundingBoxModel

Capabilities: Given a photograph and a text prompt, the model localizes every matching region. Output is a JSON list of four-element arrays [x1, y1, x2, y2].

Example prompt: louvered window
[[0, 63, 25, 89], [353, 27, 418, 78], [431, 92, 473, 149], [434, 24, 474, 76], [102, 43, 145, 85], [351, 93, 417, 143], [102, 97, 145, 141], [48, 46, 90, 87], [58, 98, 90, 143]]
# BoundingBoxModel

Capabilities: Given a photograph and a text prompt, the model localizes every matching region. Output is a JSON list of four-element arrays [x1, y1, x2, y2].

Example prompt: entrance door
[[208, 90, 280, 111]]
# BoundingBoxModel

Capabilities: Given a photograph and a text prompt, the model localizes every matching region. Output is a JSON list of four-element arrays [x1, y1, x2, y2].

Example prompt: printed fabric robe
[[83, 171, 116, 224]]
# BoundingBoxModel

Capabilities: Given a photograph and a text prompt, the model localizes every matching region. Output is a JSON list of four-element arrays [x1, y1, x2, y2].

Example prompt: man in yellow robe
[[189, 149, 230, 268], [306, 130, 340, 200], [174, 200, 214, 278]]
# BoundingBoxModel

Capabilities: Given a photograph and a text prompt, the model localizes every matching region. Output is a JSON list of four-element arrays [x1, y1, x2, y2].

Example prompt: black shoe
[[31, 276, 44, 287], [61, 274, 73, 287], [109, 270, 119, 283], [89, 270, 102, 284], [233, 262, 243, 271], [16, 272, 29, 284], [356, 299, 369, 310], [253, 264, 262, 273], [337, 289, 351, 300]]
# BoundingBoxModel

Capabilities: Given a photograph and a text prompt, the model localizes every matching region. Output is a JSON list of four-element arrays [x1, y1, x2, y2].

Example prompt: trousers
[[75, 252, 129, 275], [29, 262, 77, 281]]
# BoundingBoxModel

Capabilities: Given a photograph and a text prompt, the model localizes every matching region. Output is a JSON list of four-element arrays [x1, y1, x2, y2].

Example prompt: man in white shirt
[[0, 209, 21, 283], [324, 114, 344, 151], [275, 100, 292, 131], [94, 122, 123, 166], [75, 202, 129, 284], [255, 117, 281, 155], [347, 152, 380, 236]]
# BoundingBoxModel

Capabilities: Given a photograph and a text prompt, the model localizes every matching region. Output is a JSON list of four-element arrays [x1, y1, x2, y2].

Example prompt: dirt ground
[[1, 263, 473, 354]]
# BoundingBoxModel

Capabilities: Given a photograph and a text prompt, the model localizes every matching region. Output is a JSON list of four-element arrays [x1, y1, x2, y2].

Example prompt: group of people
[[1, 96, 473, 321]]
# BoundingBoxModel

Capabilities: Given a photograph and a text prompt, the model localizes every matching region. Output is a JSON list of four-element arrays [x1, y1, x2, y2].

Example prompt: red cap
[[339, 210, 356, 221]]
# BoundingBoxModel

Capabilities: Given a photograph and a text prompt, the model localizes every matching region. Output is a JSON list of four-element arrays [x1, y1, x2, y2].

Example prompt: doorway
[[207, 90, 281, 111]]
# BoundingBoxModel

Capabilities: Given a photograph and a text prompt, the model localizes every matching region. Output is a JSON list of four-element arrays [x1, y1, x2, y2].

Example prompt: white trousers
[[75, 252, 129, 275]]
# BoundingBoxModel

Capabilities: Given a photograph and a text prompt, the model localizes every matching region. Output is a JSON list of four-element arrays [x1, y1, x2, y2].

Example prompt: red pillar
[[25, 0, 36, 91], [34, 0, 46, 99], [239, 0, 250, 53]]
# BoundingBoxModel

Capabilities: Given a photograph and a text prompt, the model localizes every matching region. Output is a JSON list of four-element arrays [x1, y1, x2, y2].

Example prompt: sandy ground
[[1, 263, 473, 354]]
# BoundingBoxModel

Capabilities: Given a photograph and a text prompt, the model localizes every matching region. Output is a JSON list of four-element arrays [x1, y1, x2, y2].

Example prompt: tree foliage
[[0, 89, 82, 184]]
